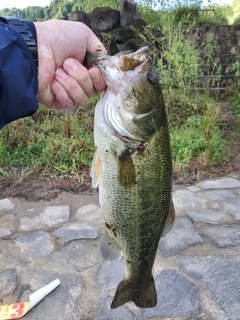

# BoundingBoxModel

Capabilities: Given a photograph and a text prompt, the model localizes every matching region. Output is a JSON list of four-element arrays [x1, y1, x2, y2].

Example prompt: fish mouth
[[84, 46, 149, 74], [96, 46, 150, 71], [119, 46, 149, 71]]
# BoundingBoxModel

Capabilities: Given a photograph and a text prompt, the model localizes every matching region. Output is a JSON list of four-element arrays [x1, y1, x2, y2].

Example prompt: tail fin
[[111, 276, 157, 309]]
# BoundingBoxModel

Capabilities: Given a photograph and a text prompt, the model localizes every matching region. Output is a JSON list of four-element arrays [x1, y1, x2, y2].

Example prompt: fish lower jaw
[[112, 128, 136, 141], [113, 131, 143, 147]]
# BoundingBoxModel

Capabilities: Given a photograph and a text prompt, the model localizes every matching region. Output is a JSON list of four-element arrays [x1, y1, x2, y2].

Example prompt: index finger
[[89, 67, 106, 93]]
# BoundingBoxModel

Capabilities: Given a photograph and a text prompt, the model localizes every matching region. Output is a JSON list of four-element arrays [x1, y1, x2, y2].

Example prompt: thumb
[[86, 29, 107, 55]]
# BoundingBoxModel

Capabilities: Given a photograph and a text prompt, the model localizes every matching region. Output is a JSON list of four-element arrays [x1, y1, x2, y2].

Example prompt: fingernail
[[64, 58, 78, 71], [55, 68, 68, 79]]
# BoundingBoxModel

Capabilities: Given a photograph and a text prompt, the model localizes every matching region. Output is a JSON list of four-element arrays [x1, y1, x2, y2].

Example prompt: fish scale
[[88, 46, 174, 309]]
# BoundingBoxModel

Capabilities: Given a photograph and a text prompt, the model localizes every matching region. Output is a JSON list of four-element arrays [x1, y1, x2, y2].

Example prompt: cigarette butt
[[29, 279, 60, 310]]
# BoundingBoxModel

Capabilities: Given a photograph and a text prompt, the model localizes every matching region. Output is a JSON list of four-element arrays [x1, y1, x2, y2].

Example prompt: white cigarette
[[29, 279, 60, 310]]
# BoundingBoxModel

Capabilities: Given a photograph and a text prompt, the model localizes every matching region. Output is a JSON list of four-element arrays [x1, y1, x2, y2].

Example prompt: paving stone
[[206, 201, 224, 211], [187, 185, 201, 192], [1, 174, 239, 319], [224, 199, 240, 220], [177, 255, 240, 320], [15, 231, 54, 262], [0, 241, 19, 269], [75, 203, 103, 222], [53, 221, 100, 242], [185, 209, 225, 225], [159, 218, 204, 257], [19, 205, 70, 231], [94, 296, 137, 320], [142, 270, 200, 318], [41, 241, 101, 273], [173, 190, 205, 210], [0, 198, 15, 212], [0, 228, 12, 237], [196, 177, 240, 189], [0, 214, 15, 237], [201, 189, 237, 201], [199, 225, 240, 248], [234, 188, 240, 196], [19, 271, 85, 320], [97, 259, 125, 292], [0, 268, 18, 297]]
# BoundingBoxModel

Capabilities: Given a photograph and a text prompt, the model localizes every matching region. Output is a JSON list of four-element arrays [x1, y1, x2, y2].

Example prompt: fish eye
[[147, 73, 157, 85]]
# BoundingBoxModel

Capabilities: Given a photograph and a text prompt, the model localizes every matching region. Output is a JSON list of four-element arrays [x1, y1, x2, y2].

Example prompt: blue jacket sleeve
[[0, 21, 38, 129]]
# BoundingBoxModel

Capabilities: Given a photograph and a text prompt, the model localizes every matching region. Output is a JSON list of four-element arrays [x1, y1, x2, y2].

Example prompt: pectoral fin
[[117, 148, 136, 188], [90, 149, 102, 188], [101, 227, 122, 261], [162, 202, 175, 237]]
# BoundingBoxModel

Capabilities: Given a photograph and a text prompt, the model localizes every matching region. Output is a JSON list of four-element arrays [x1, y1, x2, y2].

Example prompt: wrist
[[0, 16, 38, 68]]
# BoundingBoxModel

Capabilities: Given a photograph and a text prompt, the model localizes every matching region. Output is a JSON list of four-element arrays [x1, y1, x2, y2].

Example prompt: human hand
[[34, 20, 107, 109]]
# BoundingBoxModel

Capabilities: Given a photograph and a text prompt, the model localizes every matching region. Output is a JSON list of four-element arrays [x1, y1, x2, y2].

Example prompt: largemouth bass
[[89, 47, 174, 309]]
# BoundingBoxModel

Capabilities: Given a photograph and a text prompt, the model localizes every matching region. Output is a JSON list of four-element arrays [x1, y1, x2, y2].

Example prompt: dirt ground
[[0, 158, 239, 201]]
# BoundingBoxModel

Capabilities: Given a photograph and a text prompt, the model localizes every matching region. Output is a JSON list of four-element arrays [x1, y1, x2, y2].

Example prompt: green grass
[[137, 4, 230, 27], [171, 110, 228, 173], [0, 98, 98, 180], [0, 96, 229, 180]]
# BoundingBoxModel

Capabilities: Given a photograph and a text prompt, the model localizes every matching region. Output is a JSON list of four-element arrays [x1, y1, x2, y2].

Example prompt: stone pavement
[[0, 175, 240, 320]]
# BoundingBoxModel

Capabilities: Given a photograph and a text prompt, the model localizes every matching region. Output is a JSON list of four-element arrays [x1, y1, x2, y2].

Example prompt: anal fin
[[101, 227, 122, 261]]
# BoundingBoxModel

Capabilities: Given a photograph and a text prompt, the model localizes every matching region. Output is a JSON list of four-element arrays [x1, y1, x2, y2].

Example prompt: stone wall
[[190, 25, 240, 94], [68, 3, 147, 54], [68, 3, 240, 93]]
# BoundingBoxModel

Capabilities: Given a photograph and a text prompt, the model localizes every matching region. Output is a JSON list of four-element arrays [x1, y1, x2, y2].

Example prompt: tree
[[0, 7, 23, 18], [136, 0, 208, 11], [55, 2, 73, 18], [25, 7, 44, 21], [43, 6, 52, 20], [230, 0, 240, 24]]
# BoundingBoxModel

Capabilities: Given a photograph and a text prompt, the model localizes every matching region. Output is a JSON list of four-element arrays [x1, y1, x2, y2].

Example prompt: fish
[[88, 46, 174, 309]]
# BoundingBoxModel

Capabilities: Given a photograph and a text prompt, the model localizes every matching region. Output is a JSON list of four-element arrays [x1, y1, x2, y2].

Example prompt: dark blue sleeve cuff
[[26, 20, 37, 44], [0, 21, 39, 129]]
